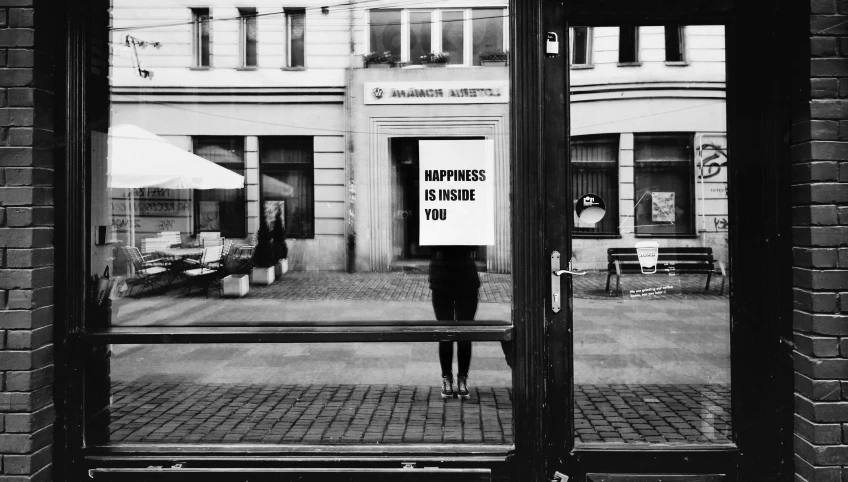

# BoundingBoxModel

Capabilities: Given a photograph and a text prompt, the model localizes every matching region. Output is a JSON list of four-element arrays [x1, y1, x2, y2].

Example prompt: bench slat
[[608, 254, 715, 262], [608, 247, 714, 254]]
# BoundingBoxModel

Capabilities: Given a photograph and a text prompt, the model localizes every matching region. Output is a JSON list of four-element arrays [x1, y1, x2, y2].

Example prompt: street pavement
[[105, 271, 731, 445]]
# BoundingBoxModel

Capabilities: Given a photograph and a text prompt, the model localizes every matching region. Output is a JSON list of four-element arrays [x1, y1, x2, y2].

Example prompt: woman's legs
[[454, 291, 479, 377], [456, 342, 472, 378], [432, 291, 456, 378], [439, 342, 454, 378]]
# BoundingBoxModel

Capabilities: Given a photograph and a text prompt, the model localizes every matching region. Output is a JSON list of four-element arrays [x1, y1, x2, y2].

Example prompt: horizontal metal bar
[[78, 326, 513, 343], [86, 443, 514, 456]]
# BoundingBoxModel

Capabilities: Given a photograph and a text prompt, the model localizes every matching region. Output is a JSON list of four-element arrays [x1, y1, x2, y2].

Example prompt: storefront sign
[[419, 140, 495, 245], [364, 82, 509, 105]]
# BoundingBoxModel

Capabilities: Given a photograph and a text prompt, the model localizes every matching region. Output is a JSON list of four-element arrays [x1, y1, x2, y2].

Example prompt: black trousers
[[432, 290, 478, 378]]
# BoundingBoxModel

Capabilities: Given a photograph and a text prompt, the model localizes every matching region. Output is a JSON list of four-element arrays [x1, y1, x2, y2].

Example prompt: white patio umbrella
[[108, 124, 245, 246]]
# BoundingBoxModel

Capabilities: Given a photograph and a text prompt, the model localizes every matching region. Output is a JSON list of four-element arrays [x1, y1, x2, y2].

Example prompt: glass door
[[550, 19, 739, 480]]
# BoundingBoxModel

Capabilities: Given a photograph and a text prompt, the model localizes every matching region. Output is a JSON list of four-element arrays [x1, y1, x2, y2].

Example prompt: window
[[191, 8, 211, 68], [570, 27, 592, 67], [441, 10, 465, 63], [239, 8, 258, 68], [368, 8, 507, 66], [633, 134, 695, 236], [369, 9, 401, 61], [286, 9, 305, 68], [618, 25, 639, 64], [193, 137, 246, 238], [409, 11, 433, 65], [260, 137, 314, 238], [665, 25, 685, 62], [571, 135, 618, 236], [471, 9, 504, 66]]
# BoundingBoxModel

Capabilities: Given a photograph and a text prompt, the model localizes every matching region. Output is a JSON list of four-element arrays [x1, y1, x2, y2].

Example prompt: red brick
[[812, 100, 848, 119], [796, 289, 840, 313], [4, 446, 51, 476], [6, 207, 53, 227], [6, 49, 33, 68], [0, 108, 33, 127], [812, 0, 838, 13], [0, 306, 52, 329], [840, 0, 848, 14], [792, 162, 841, 181], [794, 268, 848, 289], [796, 455, 842, 482], [0, 186, 51, 205], [6, 290, 32, 310], [0, 148, 51, 167], [840, 207, 848, 224], [0, 69, 34, 88], [795, 310, 848, 335], [813, 78, 840, 98], [794, 248, 839, 268], [841, 292, 848, 311], [0, 267, 52, 289], [840, 79, 848, 98], [794, 120, 840, 141], [6, 325, 51, 350], [0, 426, 51, 454], [0, 228, 52, 248], [811, 15, 848, 35], [4, 405, 53, 434], [796, 332, 841, 356], [5, 249, 53, 268], [796, 414, 843, 444], [0, 9, 7, 27], [5, 169, 53, 187], [793, 205, 840, 225], [796, 351, 848, 379], [797, 394, 848, 424], [792, 183, 848, 204], [840, 121, 848, 140], [5, 366, 52, 392], [8, 8, 34, 28], [792, 141, 848, 162], [0, 345, 52, 371], [0, 29, 33, 48], [793, 226, 848, 246]]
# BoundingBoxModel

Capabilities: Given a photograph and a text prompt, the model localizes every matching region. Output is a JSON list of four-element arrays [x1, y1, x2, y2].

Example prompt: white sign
[[364, 81, 509, 105], [419, 140, 495, 246]]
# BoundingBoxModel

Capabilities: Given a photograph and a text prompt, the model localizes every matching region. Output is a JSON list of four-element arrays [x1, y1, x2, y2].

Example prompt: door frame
[[511, 0, 796, 479]]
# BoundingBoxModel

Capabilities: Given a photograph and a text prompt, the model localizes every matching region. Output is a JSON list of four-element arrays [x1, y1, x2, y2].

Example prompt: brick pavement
[[107, 381, 513, 445], [574, 384, 732, 444], [105, 381, 730, 446]]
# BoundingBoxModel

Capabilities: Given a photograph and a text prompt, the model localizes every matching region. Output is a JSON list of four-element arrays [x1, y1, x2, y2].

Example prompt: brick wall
[[793, 1, 848, 480], [0, 1, 55, 481]]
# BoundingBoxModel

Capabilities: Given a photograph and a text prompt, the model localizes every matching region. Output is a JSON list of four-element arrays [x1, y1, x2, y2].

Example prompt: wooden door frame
[[512, 0, 796, 480]]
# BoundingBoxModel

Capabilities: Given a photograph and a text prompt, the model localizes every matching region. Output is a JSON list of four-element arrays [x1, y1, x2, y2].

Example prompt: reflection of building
[[568, 26, 728, 269], [110, 1, 511, 272]]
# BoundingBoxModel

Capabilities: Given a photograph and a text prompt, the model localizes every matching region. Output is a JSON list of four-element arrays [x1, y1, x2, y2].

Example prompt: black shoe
[[441, 375, 455, 399], [456, 376, 470, 400]]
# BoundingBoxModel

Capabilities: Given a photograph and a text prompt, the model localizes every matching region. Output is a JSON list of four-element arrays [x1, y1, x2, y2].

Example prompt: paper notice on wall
[[419, 139, 495, 246], [651, 192, 676, 223]]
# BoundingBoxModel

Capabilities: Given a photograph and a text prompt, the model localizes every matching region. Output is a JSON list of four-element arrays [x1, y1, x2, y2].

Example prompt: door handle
[[553, 269, 586, 276]]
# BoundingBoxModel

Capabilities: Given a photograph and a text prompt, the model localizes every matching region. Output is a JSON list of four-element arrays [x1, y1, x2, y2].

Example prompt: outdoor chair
[[157, 231, 183, 248], [231, 232, 258, 273], [121, 246, 169, 297], [182, 244, 225, 298]]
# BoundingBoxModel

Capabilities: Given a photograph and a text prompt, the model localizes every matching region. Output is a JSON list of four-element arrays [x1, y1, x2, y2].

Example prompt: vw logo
[[372, 88, 383, 99]]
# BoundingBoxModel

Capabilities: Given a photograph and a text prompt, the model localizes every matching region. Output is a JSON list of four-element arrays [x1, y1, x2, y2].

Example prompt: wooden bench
[[606, 247, 726, 295]]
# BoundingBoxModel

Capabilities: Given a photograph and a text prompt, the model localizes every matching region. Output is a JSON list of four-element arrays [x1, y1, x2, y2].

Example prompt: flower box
[[424, 62, 448, 68], [251, 266, 275, 285], [481, 60, 507, 67], [222, 274, 249, 297], [367, 62, 392, 69], [275, 259, 289, 277]]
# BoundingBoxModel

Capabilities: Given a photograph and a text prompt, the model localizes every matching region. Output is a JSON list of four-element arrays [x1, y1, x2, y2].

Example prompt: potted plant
[[480, 50, 508, 67], [420, 51, 450, 67], [272, 206, 289, 277], [364, 51, 395, 68], [250, 219, 276, 285]]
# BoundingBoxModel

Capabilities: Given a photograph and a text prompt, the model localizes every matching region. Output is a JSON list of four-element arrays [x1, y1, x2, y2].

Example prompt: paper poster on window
[[651, 192, 676, 223], [198, 201, 220, 231], [419, 139, 495, 246], [264, 201, 285, 229]]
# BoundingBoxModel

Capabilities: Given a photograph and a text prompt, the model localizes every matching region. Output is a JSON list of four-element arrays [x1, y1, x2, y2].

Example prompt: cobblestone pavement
[[106, 381, 730, 446], [143, 271, 727, 302], [108, 381, 514, 445], [573, 384, 732, 444]]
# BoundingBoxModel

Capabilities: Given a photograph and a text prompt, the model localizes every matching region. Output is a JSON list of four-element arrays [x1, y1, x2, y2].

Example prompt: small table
[[158, 247, 204, 259]]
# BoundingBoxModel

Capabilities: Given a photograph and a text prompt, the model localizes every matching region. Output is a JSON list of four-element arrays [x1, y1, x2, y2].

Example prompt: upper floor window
[[286, 9, 306, 68], [191, 8, 211, 68], [665, 25, 686, 63], [618, 25, 639, 64], [368, 8, 508, 66], [238, 8, 258, 68], [570, 27, 592, 67]]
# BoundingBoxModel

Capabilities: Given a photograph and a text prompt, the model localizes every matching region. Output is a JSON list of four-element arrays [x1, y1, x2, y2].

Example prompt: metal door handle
[[553, 269, 585, 276]]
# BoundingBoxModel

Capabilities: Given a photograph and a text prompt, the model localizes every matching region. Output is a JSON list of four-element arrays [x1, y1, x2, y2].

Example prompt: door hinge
[[552, 471, 569, 482]]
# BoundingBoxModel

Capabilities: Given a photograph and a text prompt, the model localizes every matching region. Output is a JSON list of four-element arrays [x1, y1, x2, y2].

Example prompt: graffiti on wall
[[697, 143, 728, 180]]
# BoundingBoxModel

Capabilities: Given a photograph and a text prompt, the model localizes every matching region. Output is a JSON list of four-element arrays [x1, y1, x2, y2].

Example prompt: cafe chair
[[182, 244, 225, 298], [121, 246, 169, 297]]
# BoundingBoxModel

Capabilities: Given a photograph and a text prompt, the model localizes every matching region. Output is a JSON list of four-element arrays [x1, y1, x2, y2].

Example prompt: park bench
[[606, 247, 726, 295]]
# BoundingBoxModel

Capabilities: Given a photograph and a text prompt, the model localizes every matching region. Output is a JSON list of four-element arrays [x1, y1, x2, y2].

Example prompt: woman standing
[[429, 245, 480, 400]]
